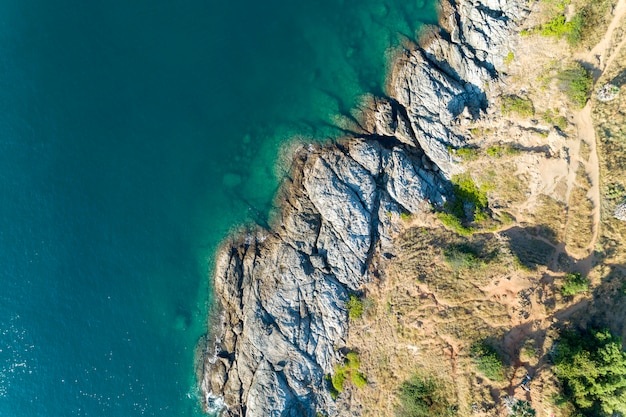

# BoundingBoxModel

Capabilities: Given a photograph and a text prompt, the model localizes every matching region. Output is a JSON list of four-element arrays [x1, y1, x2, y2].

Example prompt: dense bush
[[444, 244, 483, 270], [438, 174, 490, 235], [346, 294, 364, 319], [471, 342, 505, 381], [561, 272, 590, 296], [486, 144, 521, 158], [397, 375, 457, 417], [328, 351, 367, 398], [554, 329, 626, 416], [539, 13, 584, 45], [558, 63, 593, 108]]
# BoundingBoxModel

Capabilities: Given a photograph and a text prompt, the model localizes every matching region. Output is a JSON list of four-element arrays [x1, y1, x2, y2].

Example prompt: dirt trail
[[582, 0, 626, 70], [571, 106, 600, 272], [567, 0, 626, 271]]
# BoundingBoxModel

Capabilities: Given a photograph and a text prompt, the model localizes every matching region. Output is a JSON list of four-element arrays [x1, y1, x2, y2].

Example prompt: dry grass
[[565, 187, 595, 256], [345, 222, 582, 417], [340, 1, 626, 415], [528, 194, 567, 244], [579, 140, 591, 162], [593, 43, 626, 264]]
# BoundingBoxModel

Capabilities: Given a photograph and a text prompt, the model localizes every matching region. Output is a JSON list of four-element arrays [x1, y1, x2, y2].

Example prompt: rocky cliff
[[199, 0, 529, 415]]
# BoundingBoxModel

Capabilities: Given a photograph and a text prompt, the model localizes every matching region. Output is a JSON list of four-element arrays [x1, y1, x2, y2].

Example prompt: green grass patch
[[554, 329, 626, 416], [561, 272, 590, 296], [396, 375, 457, 417], [451, 147, 480, 161], [471, 342, 505, 381], [400, 212, 412, 221], [501, 95, 535, 117], [486, 144, 521, 158], [558, 63, 593, 108], [346, 294, 364, 319]]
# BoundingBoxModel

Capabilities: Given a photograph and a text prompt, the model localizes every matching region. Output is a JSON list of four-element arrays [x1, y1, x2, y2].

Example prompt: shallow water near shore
[[0, 1, 437, 416]]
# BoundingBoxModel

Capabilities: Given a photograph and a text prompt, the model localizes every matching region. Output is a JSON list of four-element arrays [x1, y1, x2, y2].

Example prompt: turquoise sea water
[[0, 1, 437, 416]]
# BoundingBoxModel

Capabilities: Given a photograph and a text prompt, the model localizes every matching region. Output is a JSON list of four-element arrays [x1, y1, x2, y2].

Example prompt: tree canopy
[[554, 328, 626, 416]]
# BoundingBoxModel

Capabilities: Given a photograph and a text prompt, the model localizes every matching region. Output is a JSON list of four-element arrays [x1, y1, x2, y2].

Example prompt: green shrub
[[471, 342, 505, 381], [346, 295, 364, 319], [438, 174, 490, 235], [554, 329, 626, 415], [542, 109, 568, 130], [328, 351, 368, 396], [437, 213, 474, 236], [331, 368, 347, 393], [400, 212, 412, 221], [351, 372, 368, 388], [453, 147, 480, 161], [444, 244, 484, 270], [561, 272, 590, 296], [504, 51, 515, 66], [501, 95, 535, 117], [539, 14, 584, 45], [511, 400, 536, 417], [397, 375, 457, 417], [558, 63, 593, 108], [486, 146, 502, 157], [450, 174, 489, 217], [485, 145, 520, 158], [346, 351, 360, 369]]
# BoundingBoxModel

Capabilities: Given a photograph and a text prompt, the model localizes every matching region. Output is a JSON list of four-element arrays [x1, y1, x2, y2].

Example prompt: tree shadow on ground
[[503, 226, 556, 270]]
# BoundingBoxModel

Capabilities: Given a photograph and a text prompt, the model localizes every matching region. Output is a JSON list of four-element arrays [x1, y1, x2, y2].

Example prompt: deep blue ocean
[[0, 1, 437, 416]]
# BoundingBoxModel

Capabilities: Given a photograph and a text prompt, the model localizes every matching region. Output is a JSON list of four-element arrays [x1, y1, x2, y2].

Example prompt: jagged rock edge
[[198, 0, 530, 415]]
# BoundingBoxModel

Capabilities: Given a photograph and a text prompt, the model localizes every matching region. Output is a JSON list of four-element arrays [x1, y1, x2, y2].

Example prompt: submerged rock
[[198, 0, 529, 415]]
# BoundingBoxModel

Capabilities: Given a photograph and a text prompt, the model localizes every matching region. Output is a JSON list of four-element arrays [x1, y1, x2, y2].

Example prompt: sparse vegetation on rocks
[[437, 174, 490, 235], [329, 351, 367, 398]]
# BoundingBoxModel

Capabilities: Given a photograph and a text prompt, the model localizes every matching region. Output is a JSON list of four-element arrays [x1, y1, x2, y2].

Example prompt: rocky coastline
[[198, 0, 530, 415]]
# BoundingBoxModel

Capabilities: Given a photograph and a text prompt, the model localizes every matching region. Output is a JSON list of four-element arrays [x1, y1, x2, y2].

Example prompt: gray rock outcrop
[[198, 0, 529, 415]]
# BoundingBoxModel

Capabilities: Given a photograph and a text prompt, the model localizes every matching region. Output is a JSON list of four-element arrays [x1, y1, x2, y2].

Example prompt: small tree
[[471, 342, 505, 381], [554, 328, 626, 416], [561, 272, 590, 296], [346, 295, 364, 319]]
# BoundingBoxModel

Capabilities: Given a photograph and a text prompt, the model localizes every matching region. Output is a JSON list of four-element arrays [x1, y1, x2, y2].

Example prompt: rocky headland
[[198, 0, 530, 415]]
